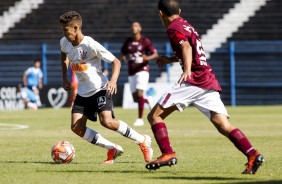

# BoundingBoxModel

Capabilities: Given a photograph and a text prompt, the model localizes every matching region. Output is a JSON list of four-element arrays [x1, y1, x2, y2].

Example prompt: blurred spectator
[[23, 59, 43, 107], [17, 84, 39, 110], [102, 61, 109, 77]]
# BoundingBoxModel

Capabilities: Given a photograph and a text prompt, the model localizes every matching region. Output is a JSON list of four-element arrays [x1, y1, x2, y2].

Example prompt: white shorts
[[158, 83, 229, 119], [128, 71, 149, 93]]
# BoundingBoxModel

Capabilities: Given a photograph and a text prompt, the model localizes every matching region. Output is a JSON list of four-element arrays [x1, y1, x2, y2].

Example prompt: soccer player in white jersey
[[59, 11, 153, 164]]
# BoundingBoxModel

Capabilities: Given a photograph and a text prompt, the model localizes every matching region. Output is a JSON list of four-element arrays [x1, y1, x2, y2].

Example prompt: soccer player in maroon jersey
[[145, 0, 264, 174], [121, 21, 159, 126]]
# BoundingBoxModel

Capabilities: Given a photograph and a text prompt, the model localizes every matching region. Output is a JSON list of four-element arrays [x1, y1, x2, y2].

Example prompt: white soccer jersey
[[60, 36, 115, 97]]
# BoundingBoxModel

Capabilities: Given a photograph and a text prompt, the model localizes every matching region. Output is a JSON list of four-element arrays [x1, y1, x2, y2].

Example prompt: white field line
[[0, 123, 29, 130]]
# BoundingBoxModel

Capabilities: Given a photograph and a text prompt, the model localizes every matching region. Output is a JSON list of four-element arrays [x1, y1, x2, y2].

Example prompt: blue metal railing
[[42, 43, 48, 85], [228, 40, 282, 106], [165, 42, 171, 83], [230, 41, 236, 106], [103, 42, 109, 71], [0, 41, 281, 105]]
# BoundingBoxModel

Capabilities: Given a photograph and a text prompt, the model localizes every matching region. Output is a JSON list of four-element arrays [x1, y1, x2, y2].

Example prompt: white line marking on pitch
[[0, 123, 29, 130]]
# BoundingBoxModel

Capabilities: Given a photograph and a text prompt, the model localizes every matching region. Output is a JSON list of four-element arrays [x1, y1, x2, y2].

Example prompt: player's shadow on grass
[[0, 160, 145, 165], [231, 181, 282, 184], [151, 176, 242, 181], [152, 176, 282, 184], [0, 160, 87, 165], [0, 161, 55, 164], [37, 170, 164, 174]]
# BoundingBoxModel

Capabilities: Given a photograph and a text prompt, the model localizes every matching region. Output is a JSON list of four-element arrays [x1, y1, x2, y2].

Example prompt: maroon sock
[[229, 128, 256, 158], [143, 97, 149, 104], [152, 122, 174, 154], [138, 96, 146, 118]]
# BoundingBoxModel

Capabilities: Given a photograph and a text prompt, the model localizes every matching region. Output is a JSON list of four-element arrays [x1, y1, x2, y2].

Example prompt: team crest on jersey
[[78, 48, 88, 60], [138, 45, 143, 50], [97, 96, 106, 109]]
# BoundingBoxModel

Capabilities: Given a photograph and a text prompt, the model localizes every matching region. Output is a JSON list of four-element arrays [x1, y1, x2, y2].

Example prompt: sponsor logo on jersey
[[71, 62, 88, 72], [132, 42, 139, 45], [138, 45, 143, 50]]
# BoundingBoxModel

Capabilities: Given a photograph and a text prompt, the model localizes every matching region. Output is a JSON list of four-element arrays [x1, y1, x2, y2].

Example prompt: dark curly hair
[[59, 11, 82, 26], [158, 0, 180, 16]]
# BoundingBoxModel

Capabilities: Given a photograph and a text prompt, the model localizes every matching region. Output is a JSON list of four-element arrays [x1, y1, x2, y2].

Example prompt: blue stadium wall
[[0, 0, 281, 107]]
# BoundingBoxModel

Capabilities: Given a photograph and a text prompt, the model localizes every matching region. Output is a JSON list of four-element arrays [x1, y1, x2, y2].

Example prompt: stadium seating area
[[231, 0, 282, 41], [0, 0, 281, 105], [0, 1, 18, 15], [1, 0, 281, 42], [0, 0, 242, 43]]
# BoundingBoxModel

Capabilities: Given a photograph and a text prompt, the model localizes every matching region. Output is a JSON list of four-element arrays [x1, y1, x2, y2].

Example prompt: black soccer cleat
[[242, 150, 265, 174], [145, 152, 177, 170]]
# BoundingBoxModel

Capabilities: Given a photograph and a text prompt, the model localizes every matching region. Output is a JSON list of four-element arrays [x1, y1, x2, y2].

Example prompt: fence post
[[230, 41, 236, 106], [42, 43, 48, 85], [103, 42, 109, 71], [165, 42, 171, 83]]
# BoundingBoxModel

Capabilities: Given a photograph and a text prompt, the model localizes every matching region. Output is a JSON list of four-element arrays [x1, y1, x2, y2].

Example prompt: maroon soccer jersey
[[167, 17, 222, 92], [121, 36, 157, 76]]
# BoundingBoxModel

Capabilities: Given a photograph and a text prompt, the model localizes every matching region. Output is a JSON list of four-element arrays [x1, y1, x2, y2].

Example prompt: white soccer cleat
[[133, 118, 144, 126], [103, 144, 123, 164], [138, 135, 153, 162]]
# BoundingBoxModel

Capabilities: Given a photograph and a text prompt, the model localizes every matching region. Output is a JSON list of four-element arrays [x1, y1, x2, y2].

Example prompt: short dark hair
[[34, 59, 41, 63], [59, 11, 82, 26], [158, 0, 180, 16]]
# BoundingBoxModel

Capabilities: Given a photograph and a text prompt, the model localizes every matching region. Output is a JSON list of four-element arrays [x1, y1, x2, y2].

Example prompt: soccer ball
[[51, 141, 75, 164]]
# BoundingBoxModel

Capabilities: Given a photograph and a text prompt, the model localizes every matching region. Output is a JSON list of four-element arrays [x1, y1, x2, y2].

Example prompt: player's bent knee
[[147, 112, 160, 125], [100, 119, 117, 130], [147, 112, 153, 124], [210, 119, 231, 137]]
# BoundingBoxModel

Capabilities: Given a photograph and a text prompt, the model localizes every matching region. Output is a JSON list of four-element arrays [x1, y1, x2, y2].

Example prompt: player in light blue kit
[[17, 84, 39, 110], [23, 59, 43, 107]]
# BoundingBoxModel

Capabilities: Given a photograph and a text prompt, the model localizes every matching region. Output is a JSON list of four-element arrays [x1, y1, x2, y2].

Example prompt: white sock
[[27, 102, 37, 110], [95, 134, 116, 150], [117, 120, 145, 144], [82, 127, 97, 143], [83, 127, 115, 150]]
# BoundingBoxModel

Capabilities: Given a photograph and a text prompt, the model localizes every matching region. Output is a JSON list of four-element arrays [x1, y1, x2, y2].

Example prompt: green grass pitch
[[0, 106, 282, 184]]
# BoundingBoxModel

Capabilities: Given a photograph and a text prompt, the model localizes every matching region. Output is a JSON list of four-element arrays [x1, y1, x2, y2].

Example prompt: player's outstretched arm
[[120, 54, 127, 63], [143, 52, 159, 61], [156, 55, 178, 69], [39, 77, 43, 89], [106, 57, 121, 94], [61, 52, 71, 91], [23, 73, 27, 87]]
